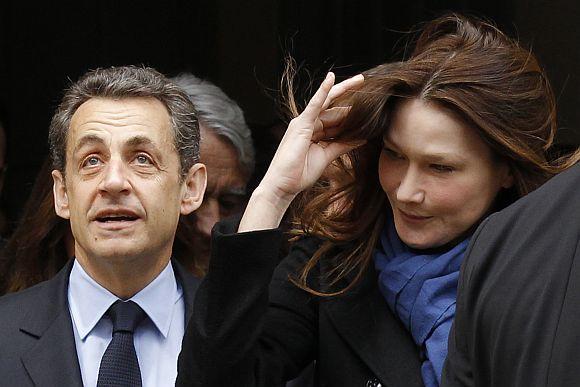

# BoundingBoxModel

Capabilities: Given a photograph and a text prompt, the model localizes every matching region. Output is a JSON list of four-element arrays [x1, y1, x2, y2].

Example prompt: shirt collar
[[68, 259, 182, 340], [130, 260, 182, 338]]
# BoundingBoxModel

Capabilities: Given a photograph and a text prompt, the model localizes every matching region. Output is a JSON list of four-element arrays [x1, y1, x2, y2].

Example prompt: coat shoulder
[[0, 280, 57, 382], [487, 163, 580, 229], [0, 280, 53, 330]]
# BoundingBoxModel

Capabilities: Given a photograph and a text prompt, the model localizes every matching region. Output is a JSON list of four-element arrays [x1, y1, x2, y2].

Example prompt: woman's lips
[[397, 208, 433, 223]]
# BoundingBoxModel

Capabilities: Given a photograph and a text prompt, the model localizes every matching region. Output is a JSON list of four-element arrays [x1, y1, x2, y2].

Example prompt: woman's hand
[[239, 72, 365, 232]]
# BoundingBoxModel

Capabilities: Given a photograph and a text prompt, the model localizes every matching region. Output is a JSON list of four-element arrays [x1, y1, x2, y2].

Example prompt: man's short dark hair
[[48, 65, 199, 177]]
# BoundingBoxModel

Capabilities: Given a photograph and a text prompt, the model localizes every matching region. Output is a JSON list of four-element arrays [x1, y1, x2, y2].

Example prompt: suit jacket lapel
[[172, 259, 201, 324], [323, 261, 424, 387], [16, 259, 199, 386], [19, 260, 83, 387]]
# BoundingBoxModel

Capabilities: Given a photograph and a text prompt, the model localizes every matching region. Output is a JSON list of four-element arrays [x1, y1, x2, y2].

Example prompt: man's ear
[[52, 169, 71, 219], [181, 163, 207, 215]]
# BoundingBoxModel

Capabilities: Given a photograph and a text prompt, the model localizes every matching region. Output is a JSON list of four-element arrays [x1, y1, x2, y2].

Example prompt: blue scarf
[[373, 217, 469, 387]]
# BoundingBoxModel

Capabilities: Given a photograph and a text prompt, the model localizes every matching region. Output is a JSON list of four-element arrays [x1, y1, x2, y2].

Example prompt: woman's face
[[379, 98, 513, 249]]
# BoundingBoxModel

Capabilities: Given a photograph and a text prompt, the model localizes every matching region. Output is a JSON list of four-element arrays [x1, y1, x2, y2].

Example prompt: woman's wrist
[[237, 185, 296, 232]]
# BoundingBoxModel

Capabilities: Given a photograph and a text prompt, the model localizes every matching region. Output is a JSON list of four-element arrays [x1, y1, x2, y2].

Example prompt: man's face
[[194, 127, 248, 261], [52, 97, 205, 268]]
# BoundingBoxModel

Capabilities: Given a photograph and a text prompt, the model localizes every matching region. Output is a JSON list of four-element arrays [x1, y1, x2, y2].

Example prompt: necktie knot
[[107, 300, 146, 334], [98, 300, 146, 386]]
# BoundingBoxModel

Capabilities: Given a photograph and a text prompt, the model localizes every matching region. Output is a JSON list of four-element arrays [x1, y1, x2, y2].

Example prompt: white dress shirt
[[68, 259, 185, 387]]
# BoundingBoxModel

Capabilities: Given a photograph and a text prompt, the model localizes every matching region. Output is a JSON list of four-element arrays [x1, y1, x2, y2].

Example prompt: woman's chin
[[397, 231, 451, 250]]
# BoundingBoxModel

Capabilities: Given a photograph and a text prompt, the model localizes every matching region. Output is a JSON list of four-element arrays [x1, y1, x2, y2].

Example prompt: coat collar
[[322, 258, 424, 387], [172, 259, 201, 323], [19, 259, 83, 386], [18, 258, 200, 386]]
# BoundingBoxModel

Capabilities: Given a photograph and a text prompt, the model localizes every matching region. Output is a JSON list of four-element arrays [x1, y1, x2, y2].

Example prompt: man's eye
[[82, 156, 101, 167], [135, 154, 152, 164], [430, 164, 454, 173]]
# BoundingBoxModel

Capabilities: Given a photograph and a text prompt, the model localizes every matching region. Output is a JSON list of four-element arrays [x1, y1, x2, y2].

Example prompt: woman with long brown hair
[[177, 14, 579, 387]]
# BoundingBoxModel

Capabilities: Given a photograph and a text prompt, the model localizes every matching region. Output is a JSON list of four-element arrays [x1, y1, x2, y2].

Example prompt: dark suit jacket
[[442, 163, 580, 387], [0, 259, 200, 387], [177, 220, 423, 387]]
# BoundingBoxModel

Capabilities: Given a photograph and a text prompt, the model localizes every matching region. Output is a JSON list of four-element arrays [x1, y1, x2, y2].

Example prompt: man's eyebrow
[[72, 134, 105, 155], [125, 135, 155, 148]]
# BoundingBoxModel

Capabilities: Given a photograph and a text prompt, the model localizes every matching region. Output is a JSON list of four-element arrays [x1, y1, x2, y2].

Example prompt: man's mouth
[[93, 209, 142, 230], [96, 215, 139, 223]]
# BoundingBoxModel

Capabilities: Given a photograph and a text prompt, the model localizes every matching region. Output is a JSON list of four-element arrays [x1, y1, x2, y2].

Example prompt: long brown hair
[[0, 159, 71, 294], [291, 13, 580, 296]]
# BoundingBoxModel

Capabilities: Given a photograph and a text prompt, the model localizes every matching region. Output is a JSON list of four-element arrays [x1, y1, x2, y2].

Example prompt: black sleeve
[[442, 216, 492, 387], [176, 218, 320, 387]]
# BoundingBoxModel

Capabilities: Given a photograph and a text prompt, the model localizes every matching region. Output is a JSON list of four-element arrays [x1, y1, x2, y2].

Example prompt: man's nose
[[395, 167, 425, 203], [196, 198, 221, 238], [98, 158, 131, 195]]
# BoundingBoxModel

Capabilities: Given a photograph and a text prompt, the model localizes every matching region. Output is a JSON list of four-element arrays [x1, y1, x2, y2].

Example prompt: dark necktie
[[97, 300, 147, 387]]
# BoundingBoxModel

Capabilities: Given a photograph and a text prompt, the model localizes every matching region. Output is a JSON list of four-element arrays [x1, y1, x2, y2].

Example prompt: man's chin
[[95, 249, 145, 263], [82, 240, 147, 262]]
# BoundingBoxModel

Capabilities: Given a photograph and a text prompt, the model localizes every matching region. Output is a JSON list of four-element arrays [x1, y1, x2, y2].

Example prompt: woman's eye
[[383, 148, 404, 160], [430, 164, 454, 173]]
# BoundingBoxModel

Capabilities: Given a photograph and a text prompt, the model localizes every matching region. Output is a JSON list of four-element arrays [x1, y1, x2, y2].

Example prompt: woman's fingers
[[311, 125, 344, 143], [323, 140, 366, 161], [296, 72, 363, 128], [288, 73, 363, 143], [319, 106, 350, 127], [264, 72, 362, 189], [300, 72, 336, 122], [321, 74, 364, 110], [310, 106, 351, 142], [309, 140, 367, 175]]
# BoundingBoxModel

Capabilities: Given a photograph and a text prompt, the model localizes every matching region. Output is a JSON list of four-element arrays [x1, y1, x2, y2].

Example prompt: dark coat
[[442, 163, 580, 387], [177, 220, 424, 387], [0, 259, 200, 387]]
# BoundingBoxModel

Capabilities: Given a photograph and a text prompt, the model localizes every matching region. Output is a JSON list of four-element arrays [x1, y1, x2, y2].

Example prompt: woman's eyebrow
[[423, 152, 467, 164], [383, 136, 466, 164], [382, 137, 398, 148]]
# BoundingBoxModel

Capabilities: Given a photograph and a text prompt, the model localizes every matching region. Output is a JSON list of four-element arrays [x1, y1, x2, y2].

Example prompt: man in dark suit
[[443, 161, 580, 386], [0, 66, 207, 386]]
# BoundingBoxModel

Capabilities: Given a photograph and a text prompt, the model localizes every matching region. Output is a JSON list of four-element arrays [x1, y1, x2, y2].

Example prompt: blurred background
[[1, 0, 578, 235]]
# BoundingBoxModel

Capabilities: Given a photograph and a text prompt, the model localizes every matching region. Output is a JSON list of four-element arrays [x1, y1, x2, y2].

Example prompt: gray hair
[[171, 73, 254, 176], [49, 65, 200, 177]]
